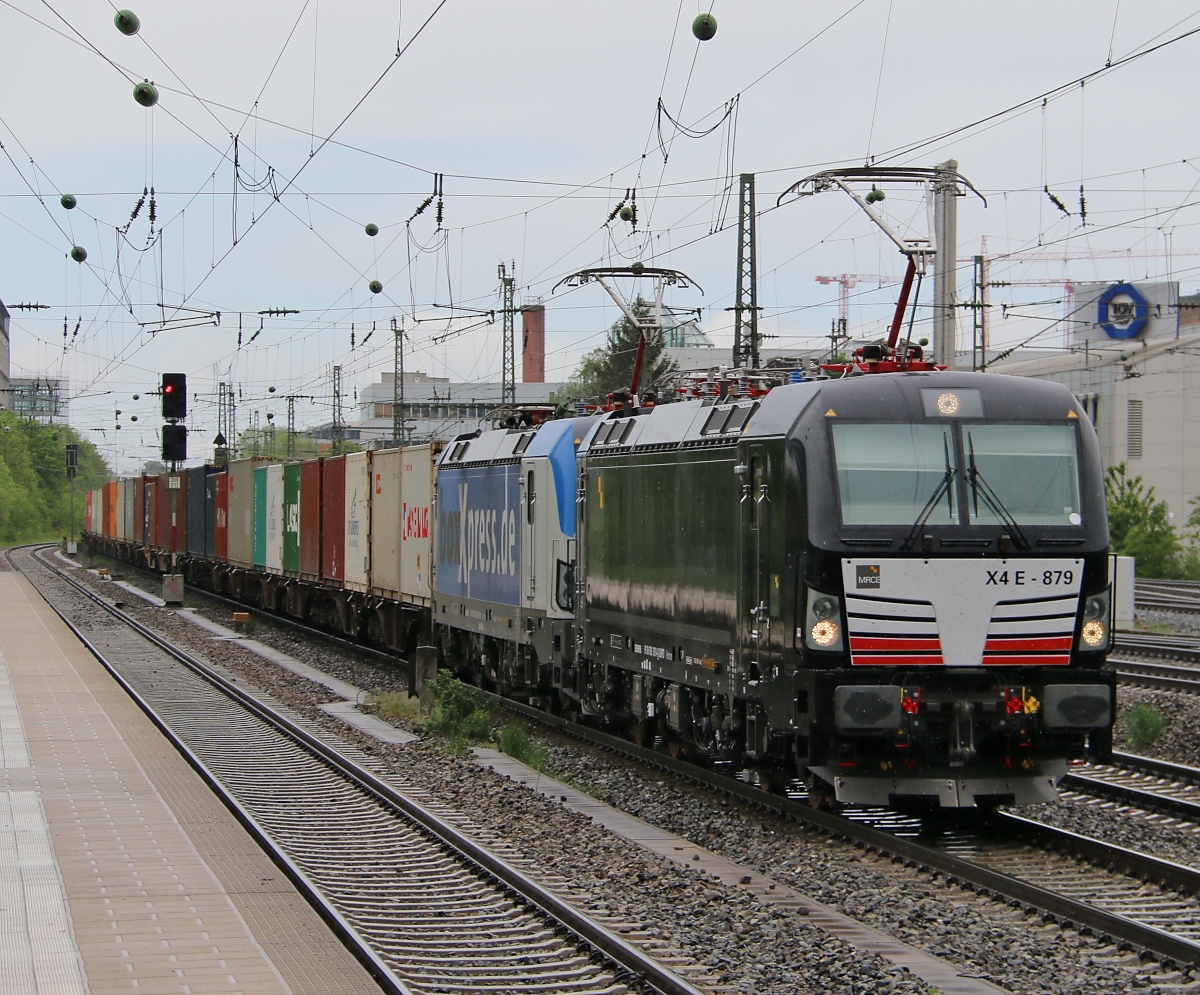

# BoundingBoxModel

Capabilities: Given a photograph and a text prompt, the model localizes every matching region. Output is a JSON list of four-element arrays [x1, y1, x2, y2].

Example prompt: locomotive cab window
[[832, 423, 958, 526], [963, 424, 1081, 526]]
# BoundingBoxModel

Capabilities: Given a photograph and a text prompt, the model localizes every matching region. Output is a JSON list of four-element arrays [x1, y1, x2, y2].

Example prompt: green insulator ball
[[60, 193, 77, 210], [918, 337, 929, 347], [619, 205, 634, 222], [865, 186, 886, 205], [114, 9, 140, 35], [70, 245, 87, 263], [364, 222, 379, 236], [133, 81, 159, 107], [369, 279, 383, 294], [131, 415, 138, 422], [692, 13, 717, 41], [630, 260, 645, 275]]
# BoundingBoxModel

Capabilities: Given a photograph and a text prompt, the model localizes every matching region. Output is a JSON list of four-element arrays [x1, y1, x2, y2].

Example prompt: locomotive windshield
[[962, 424, 1080, 526], [832, 422, 1081, 528], [832, 423, 957, 525]]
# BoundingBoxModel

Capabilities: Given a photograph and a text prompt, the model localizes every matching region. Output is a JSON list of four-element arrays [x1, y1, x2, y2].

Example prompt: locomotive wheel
[[631, 720, 652, 747], [666, 737, 684, 759], [807, 776, 838, 811]]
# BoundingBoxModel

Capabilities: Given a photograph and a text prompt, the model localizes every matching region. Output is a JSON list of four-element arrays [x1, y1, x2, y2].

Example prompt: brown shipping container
[[300, 458, 322, 581], [133, 477, 146, 544], [214, 472, 229, 561], [321, 455, 346, 586], [153, 471, 187, 554]]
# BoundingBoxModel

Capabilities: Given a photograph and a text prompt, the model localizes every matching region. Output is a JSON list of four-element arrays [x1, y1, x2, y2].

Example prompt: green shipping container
[[253, 465, 267, 569], [283, 462, 301, 577]]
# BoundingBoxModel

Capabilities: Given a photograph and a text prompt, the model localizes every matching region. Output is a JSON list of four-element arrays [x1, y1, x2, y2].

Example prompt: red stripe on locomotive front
[[850, 654, 945, 666], [982, 654, 1071, 666], [849, 637, 942, 652], [984, 636, 1073, 652]]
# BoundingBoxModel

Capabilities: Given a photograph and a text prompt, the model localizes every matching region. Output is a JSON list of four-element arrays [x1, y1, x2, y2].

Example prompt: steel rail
[[1109, 657, 1200, 693], [20, 546, 706, 995], [1063, 753, 1200, 824], [484, 693, 1200, 969], [62, 544, 1200, 968], [6, 545, 414, 995]]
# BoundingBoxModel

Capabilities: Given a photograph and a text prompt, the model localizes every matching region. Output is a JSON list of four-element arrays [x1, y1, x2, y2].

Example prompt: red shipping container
[[214, 472, 229, 561], [154, 472, 188, 554], [146, 480, 158, 548], [321, 455, 346, 586], [300, 458, 323, 581], [103, 481, 118, 537], [133, 477, 146, 544]]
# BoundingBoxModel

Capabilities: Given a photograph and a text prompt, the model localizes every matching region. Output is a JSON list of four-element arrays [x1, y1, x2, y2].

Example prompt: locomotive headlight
[[812, 596, 836, 620], [811, 620, 840, 647], [804, 588, 845, 652], [1078, 587, 1111, 651], [1081, 620, 1106, 647], [936, 391, 960, 416]]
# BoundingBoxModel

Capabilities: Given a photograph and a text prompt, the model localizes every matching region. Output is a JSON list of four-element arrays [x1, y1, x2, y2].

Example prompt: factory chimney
[[521, 303, 545, 383]]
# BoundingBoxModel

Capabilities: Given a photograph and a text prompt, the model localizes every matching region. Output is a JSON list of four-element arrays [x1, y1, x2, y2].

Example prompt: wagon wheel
[[630, 719, 652, 747], [666, 737, 685, 760]]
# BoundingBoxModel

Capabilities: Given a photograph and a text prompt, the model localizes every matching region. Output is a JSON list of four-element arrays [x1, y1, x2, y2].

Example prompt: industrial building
[[992, 279, 1200, 524], [7, 376, 70, 423]]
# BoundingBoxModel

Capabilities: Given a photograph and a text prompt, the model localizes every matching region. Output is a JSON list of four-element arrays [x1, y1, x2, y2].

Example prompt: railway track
[[53, 549, 1200, 975], [12, 545, 707, 995], [482, 693, 1200, 972], [1064, 752, 1200, 825], [1136, 579, 1200, 615]]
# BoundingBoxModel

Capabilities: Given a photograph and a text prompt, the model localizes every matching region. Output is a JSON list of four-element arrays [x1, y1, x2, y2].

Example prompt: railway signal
[[162, 424, 187, 462], [161, 373, 186, 419]]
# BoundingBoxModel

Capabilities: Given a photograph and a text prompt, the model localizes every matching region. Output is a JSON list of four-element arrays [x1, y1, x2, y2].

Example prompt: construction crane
[[814, 274, 898, 331]]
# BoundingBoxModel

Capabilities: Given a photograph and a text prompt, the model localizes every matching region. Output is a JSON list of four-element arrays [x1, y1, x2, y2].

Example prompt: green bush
[[1125, 703, 1167, 750], [427, 672, 492, 750], [499, 722, 546, 771]]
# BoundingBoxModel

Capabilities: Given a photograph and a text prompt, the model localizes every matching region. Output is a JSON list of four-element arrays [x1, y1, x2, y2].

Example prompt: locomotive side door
[[739, 443, 772, 682]]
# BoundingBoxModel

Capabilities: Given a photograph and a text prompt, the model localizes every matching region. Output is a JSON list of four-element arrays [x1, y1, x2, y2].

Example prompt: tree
[[0, 412, 108, 542], [560, 297, 676, 402], [1105, 463, 1189, 578]]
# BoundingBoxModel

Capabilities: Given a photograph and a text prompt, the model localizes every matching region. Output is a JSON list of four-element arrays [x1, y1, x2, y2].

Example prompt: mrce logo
[[856, 565, 881, 590]]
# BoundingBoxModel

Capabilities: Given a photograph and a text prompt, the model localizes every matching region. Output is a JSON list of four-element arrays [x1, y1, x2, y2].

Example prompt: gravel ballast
[[42, 550, 1200, 994]]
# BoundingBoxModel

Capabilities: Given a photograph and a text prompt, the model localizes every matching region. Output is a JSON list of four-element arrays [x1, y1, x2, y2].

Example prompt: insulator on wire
[[1079, 185, 1087, 225], [1044, 186, 1070, 217]]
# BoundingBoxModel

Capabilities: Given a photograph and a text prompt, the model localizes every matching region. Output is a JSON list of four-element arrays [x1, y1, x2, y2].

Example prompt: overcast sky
[[4, 0, 1200, 469]]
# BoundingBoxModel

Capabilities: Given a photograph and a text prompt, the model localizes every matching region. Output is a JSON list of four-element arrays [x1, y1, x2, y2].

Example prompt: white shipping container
[[369, 449, 401, 600], [344, 451, 371, 592], [400, 444, 434, 606], [265, 463, 284, 575]]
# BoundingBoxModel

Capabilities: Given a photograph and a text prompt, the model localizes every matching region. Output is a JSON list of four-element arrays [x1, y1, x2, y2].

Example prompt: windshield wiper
[[967, 432, 1030, 551], [900, 435, 955, 551]]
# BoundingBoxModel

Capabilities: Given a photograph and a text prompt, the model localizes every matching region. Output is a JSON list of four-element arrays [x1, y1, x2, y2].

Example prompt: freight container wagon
[[154, 471, 187, 554], [299, 458, 322, 581], [225, 458, 278, 568], [103, 481, 117, 538], [144, 478, 157, 549], [122, 478, 135, 542], [84, 489, 94, 534], [205, 471, 219, 559], [264, 463, 284, 576], [133, 477, 146, 545], [283, 462, 301, 577], [253, 465, 268, 571], [321, 455, 346, 587], [344, 452, 371, 593], [401, 444, 435, 606], [186, 466, 207, 556], [213, 471, 229, 561], [369, 449, 403, 601]]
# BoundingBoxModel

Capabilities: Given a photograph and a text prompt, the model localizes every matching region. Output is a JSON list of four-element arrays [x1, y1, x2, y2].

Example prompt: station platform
[[0, 566, 382, 995]]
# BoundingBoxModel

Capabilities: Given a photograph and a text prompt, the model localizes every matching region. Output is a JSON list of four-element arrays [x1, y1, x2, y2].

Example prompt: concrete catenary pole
[[933, 159, 959, 368]]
